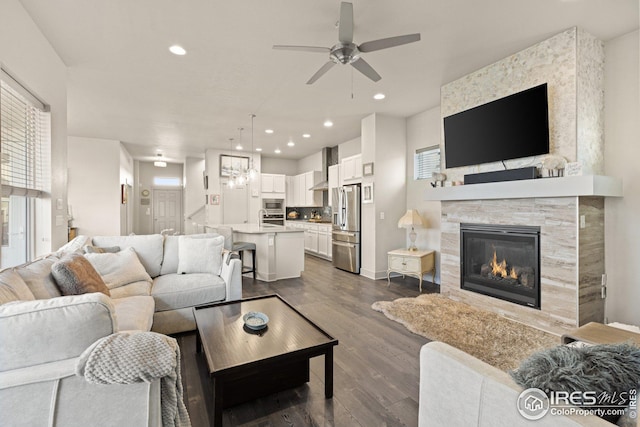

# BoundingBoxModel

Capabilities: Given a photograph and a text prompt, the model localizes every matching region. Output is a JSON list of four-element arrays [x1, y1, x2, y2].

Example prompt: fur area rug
[[372, 293, 559, 371]]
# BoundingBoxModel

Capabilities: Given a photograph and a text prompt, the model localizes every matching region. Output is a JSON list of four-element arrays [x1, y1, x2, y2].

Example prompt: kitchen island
[[205, 224, 305, 282]]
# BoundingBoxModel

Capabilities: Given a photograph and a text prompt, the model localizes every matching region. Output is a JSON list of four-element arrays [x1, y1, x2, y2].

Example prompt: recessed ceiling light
[[256, 147, 262, 152], [302, 133, 311, 138], [323, 120, 333, 127], [274, 149, 281, 154], [265, 129, 274, 134], [373, 93, 386, 100], [287, 141, 295, 147], [169, 45, 186, 56], [235, 145, 243, 150]]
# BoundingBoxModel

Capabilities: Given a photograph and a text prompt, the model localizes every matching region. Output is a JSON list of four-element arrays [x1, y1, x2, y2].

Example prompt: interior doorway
[[153, 189, 183, 234]]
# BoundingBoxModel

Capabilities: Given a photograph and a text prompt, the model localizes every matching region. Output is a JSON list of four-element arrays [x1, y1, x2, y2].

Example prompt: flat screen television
[[443, 83, 549, 169]]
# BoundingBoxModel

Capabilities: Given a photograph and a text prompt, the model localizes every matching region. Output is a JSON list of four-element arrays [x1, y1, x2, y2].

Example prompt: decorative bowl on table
[[243, 311, 269, 330]]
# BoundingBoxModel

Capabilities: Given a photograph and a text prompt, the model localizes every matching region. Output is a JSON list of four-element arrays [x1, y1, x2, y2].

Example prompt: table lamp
[[398, 209, 426, 251]]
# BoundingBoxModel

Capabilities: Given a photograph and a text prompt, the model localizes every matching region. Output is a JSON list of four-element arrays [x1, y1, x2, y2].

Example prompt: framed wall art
[[362, 162, 374, 176], [362, 183, 374, 204], [219, 154, 249, 177]]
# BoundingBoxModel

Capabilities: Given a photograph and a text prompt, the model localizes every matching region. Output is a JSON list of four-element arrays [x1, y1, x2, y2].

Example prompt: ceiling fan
[[273, 2, 421, 84]]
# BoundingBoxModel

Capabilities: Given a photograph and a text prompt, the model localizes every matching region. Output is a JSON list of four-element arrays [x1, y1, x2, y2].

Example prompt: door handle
[[333, 240, 355, 248]]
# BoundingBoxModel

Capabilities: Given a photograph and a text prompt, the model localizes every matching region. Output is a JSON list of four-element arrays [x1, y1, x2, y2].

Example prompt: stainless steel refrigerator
[[332, 184, 361, 273]]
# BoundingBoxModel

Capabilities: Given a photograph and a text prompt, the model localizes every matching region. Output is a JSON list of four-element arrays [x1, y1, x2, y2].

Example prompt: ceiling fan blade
[[358, 33, 421, 53], [351, 57, 381, 82], [306, 61, 336, 85], [273, 45, 330, 53], [338, 2, 354, 44]]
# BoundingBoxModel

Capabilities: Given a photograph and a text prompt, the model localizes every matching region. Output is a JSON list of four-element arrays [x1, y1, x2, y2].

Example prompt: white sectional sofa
[[0, 232, 242, 426]]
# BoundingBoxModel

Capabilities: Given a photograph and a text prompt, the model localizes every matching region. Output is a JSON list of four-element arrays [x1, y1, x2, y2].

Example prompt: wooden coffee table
[[194, 294, 338, 427]]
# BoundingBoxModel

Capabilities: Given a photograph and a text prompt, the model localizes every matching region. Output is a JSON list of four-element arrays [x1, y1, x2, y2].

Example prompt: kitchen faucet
[[258, 209, 267, 226]]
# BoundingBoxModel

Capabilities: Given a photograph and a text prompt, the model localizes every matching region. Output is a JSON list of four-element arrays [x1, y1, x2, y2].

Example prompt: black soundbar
[[464, 166, 538, 185]]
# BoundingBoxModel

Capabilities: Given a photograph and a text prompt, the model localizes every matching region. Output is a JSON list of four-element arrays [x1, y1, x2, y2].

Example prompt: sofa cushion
[[83, 245, 120, 254], [151, 273, 226, 312], [51, 253, 110, 297], [161, 233, 223, 275], [0, 269, 35, 302], [54, 235, 92, 256], [92, 235, 164, 278], [0, 293, 116, 371], [110, 296, 155, 331], [108, 280, 152, 299], [177, 235, 224, 275], [84, 247, 152, 290], [14, 256, 62, 300]]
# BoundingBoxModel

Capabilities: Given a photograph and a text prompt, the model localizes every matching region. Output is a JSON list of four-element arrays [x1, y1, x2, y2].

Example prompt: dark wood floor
[[177, 254, 438, 427]]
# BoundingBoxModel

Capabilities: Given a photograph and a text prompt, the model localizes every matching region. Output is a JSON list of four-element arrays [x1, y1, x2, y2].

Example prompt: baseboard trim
[[360, 268, 389, 281]]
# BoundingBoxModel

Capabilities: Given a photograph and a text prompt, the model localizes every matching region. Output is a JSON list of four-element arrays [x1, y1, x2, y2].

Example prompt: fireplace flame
[[490, 250, 517, 279]]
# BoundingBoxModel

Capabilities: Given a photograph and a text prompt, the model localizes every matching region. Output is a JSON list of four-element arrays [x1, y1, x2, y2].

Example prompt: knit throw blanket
[[76, 331, 191, 427]]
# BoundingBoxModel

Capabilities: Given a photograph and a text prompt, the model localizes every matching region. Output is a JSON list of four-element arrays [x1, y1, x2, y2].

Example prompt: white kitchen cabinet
[[304, 223, 319, 252], [328, 164, 340, 207], [317, 224, 331, 259], [286, 176, 295, 207], [341, 154, 362, 183], [287, 171, 322, 207], [261, 173, 286, 197]]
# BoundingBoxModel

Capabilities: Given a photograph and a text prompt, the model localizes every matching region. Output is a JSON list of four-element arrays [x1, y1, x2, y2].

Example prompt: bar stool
[[216, 226, 256, 280]]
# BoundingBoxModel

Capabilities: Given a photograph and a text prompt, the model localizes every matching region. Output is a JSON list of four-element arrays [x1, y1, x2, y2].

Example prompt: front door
[[153, 189, 182, 234]]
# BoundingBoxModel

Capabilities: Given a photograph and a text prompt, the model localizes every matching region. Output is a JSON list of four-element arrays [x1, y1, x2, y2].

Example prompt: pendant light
[[247, 113, 258, 180], [227, 138, 236, 188], [236, 127, 247, 185]]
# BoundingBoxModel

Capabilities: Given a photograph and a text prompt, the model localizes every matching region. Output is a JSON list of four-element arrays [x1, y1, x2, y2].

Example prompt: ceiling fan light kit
[[273, 2, 420, 84]]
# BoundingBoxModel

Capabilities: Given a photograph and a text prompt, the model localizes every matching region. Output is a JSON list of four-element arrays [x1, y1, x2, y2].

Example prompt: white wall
[[68, 137, 121, 236], [0, 0, 67, 252], [262, 157, 298, 175], [338, 137, 361, 160], [297, 151, 322, 174], [184, 157, 206, 234], [119, 145, 134, 235], [406, 107, 442, 283], [361, 114, 407, 280], [603, 30, 640, 325]]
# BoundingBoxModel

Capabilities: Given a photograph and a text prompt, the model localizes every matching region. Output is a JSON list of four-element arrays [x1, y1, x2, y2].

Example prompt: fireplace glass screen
[[460, 223, 540, 309]]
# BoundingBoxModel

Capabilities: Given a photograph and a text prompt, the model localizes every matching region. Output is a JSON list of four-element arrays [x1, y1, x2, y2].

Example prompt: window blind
[[414, 145, 441, 180], [1, 72, 49, 198]]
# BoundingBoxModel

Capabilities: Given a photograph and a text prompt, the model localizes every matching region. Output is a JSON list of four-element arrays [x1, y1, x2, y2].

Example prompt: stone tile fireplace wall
[[440, 197, 604, 335]]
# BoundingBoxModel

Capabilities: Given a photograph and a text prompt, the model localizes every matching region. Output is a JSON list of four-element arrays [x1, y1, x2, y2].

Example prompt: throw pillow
[[51, 253, 110, 297], [0, 268, 35, 302], [84, 245, 121, 254], [84, 247, 152, 289], [511, 343, 640, 422], [177, 235, 224, 275]]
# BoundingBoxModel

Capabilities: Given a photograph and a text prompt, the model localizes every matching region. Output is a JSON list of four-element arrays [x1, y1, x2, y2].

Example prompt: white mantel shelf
[[424, 175, 622, 201]]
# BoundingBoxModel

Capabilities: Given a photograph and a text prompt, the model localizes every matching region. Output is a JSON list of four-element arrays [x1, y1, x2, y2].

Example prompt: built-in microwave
[[262, 199, 284, 210]]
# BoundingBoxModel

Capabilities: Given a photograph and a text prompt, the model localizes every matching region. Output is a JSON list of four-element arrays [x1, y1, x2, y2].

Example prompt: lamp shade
[[398, 209, 426, 228]]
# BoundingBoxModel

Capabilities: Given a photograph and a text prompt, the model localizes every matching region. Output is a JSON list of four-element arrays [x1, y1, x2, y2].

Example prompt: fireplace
[[460, 223, 540, 309]]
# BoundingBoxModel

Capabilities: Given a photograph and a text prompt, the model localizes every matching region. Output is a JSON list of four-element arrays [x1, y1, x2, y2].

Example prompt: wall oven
[[262, 198, 284, 226], [263, 199, 284, 210]]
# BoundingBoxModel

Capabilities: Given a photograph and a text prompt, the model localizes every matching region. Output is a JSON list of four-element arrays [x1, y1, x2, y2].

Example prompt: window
[[1, 70, 50, 268], [153, 177, 181, 186], [414, 145, 441, 180]]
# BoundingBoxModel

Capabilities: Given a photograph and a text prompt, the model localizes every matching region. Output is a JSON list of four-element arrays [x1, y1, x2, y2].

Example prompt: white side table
[[387, 249, 435, 292]]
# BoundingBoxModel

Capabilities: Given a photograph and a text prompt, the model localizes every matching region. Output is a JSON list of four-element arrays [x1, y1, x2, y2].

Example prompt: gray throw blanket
[[76, 331, 191, 427]]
